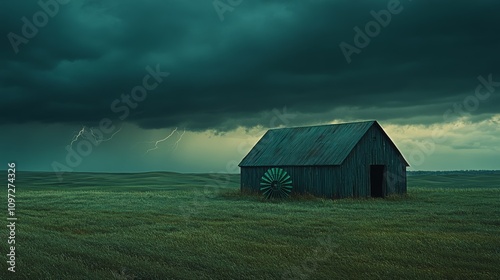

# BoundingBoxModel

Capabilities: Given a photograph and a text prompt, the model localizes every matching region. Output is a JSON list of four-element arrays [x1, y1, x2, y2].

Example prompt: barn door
[[370, 165, 385, 198]]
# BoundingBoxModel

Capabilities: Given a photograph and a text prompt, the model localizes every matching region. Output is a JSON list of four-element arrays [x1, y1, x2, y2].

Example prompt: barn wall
[[240, 166, 343, 198], [240, 125, 407, 199], [341, 125, 407, 197]]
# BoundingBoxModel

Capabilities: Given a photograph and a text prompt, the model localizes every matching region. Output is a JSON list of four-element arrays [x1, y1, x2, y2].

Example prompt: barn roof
[[239, 120, 409, 167]]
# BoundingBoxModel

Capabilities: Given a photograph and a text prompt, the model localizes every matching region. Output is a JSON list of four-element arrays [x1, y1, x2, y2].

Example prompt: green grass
[[1, 171, 499, 279]]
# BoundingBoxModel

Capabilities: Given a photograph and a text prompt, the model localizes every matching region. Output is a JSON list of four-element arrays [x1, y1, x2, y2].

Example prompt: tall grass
[[0, 171, 498, 279]]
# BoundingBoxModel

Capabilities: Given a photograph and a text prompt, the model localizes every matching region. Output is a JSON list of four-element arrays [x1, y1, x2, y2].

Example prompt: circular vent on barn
[[260, 168, 293, 199]]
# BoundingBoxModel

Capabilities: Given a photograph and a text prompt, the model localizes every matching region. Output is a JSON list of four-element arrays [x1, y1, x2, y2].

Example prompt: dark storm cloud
[[1, 0, 499, 131]]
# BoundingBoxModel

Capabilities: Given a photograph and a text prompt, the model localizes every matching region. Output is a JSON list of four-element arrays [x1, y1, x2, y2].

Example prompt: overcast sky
[[1, 0, 499, 175]]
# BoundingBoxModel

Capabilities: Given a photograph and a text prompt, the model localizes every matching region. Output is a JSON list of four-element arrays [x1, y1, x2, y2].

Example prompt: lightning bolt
[[69, 125, 123, 148], [100, 125, 123, 142], [70, 126, 86, 148], [89, 127, 100, 142], [146, 127, 178, 154], [90, 125, 123, 144], [173, 128, 186, 151]]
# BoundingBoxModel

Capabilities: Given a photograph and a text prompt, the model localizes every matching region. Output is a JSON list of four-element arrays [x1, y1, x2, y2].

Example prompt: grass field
[[1, 171, 499, 279]]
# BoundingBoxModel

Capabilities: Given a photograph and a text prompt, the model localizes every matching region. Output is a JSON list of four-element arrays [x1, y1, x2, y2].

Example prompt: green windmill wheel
[[260, 168, 293, 199]]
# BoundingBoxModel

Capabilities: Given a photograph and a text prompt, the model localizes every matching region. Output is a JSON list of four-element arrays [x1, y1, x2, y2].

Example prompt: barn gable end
[[339, 123, 408, 197]]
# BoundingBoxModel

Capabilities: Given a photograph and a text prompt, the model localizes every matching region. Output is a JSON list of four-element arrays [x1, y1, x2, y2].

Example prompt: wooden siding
[[241, 166, 340, 198], [240, 125, 407, 198], [339, 125, 407, 197]]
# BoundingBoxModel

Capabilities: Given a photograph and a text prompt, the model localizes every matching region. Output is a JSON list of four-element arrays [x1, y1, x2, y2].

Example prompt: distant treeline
[[408, 170, 500, 176]]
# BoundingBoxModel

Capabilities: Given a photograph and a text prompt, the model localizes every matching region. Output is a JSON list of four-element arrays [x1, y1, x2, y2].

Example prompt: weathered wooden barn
[[239, 121, 409, 199]]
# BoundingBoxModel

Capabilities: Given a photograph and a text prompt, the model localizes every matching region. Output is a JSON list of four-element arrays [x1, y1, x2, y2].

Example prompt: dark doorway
[[370, 165, 385, 198]]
